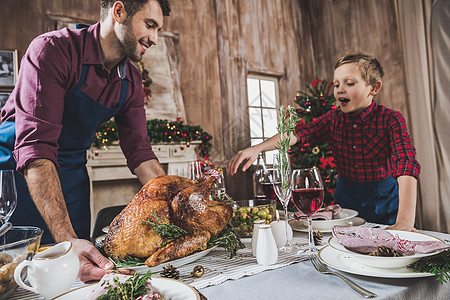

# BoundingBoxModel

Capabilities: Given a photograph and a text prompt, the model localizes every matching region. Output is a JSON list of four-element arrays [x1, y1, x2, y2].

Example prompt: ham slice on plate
[[332, 226, 450, 254]]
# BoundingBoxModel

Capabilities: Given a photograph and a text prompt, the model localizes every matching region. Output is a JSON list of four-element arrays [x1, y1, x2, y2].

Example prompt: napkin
[[332, 226, 450, 254], [294, 204, 343, 220]]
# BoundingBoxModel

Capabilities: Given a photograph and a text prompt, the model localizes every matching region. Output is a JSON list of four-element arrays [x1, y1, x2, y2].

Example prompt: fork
[[309, 254, 377, 298]]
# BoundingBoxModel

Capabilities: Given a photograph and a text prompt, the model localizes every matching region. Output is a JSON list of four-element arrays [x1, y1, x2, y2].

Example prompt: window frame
[[246, 73, 280, 165]]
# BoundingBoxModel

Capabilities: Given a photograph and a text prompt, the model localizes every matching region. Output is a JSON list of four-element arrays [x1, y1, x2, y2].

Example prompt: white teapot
[[14, 241, 80, 299]]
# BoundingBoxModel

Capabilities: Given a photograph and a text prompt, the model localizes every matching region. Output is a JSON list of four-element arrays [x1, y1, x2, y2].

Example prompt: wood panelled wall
[[294, 0, 408, 119], [0, 0, 408, 200], [0, 0, 99, 57]]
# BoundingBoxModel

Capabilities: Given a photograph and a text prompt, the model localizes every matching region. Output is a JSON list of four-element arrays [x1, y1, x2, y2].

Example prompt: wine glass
[[205, 169, 228, 201], [0, 170, 17, 231], [271, 152, 293, 250], [189, 161, 203, 181], [292, 167, 324, 254]]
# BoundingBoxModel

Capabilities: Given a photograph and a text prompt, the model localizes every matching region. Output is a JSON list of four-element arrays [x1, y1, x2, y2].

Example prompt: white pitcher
[[255, 224, 278, 266], [14, 241, 80, 299]]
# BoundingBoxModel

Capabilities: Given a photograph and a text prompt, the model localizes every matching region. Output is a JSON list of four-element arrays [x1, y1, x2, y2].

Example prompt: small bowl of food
[[0, 226, 43, 299], [230, 199, 276, 237]]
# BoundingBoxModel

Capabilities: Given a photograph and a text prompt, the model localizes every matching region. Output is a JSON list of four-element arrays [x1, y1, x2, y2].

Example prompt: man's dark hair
[[100, 0, 171, 20]]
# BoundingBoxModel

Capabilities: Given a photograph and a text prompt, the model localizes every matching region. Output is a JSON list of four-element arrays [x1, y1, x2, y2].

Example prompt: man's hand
[[134, 159, 166, 185], [70, 239, 133, 282]]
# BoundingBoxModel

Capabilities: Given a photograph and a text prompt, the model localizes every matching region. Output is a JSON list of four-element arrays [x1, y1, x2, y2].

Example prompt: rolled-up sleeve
[[13, 35, 74, 172], [389, 111, 421, 179]]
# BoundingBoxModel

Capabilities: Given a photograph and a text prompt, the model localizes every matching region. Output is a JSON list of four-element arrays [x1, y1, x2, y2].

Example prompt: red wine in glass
[[292, 188, 324, 215], [261, 182, 277, 200]]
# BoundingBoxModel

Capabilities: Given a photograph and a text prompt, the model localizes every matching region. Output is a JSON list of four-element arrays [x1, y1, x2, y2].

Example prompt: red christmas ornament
[[320, 157, 336, 169], [311, 78, 323, 87]]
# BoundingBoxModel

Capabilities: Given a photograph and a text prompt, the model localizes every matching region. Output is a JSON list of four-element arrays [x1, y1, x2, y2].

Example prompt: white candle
[[270, 220, 293, 248]]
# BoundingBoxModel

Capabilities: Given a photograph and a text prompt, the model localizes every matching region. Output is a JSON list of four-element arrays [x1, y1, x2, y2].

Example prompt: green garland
[[93, 118, 212, 158]]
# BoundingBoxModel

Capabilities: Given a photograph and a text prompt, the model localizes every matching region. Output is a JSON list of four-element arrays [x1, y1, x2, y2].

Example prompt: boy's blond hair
[[334, 52, 384, 85]]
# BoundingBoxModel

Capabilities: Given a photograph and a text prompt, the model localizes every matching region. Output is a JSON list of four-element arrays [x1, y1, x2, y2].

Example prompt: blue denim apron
[[0, 63, 128, 244], [334, 176, 399, 225]]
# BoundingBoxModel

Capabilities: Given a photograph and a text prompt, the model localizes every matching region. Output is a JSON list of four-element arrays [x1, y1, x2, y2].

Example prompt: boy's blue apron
[[334, 175, 399, 225], [0, 62, 128, 244]]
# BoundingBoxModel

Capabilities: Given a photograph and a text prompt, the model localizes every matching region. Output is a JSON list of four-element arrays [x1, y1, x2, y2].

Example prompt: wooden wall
[[0, 0, 408, 201], [295, 0, 408, 117], [163, 0, 407, 199], [0, 0, 99, 59]]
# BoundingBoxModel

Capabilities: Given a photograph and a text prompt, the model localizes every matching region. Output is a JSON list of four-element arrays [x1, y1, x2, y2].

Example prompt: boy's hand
[[386, 223, 417, 232], [228, 147, 260, 175]]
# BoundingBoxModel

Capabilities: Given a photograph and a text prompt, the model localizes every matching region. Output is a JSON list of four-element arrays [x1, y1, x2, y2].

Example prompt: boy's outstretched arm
[[387, 175, 418, 232]]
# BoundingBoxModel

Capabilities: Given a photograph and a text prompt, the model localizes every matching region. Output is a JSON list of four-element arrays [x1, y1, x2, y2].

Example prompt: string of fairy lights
[[93, 118, 212, 158]]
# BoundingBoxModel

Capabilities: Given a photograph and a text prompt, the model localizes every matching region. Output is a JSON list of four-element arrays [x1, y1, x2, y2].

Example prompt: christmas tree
[[291, 78, 338, 206]]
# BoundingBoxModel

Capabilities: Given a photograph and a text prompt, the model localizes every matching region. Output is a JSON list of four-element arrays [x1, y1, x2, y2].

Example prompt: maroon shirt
[[295, 101, 420, 182], [1, 23, 157, 172]]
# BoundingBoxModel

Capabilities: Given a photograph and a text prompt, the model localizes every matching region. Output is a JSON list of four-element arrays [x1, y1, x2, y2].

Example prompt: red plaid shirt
[[294, 101, 420, 182]]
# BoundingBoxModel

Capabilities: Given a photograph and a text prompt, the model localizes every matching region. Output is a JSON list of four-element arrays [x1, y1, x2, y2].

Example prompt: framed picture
[[0, 50, 18, 88], [0, 92, 11, 110]]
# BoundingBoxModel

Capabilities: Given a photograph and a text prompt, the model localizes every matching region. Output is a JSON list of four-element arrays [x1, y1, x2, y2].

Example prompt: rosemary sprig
[[142, 210, 187, 242], [208, 223, 245, 258], [97, 269, 154, 300], [109, 256, 146, 268], [409, 250, 450, 284], [275, 105, 300, 191]]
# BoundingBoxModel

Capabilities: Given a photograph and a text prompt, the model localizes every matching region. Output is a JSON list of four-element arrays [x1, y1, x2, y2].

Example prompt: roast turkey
[[103, 175, 232, 267]]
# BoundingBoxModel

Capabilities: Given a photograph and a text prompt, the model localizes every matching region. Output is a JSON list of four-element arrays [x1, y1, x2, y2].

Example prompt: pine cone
[[313, 230, 323, 246], [160, 264, 180, 279], [368, 245, 402, 257]]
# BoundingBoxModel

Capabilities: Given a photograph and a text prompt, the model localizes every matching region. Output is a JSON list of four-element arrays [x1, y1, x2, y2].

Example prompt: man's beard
[[119, 18, 143, 62]]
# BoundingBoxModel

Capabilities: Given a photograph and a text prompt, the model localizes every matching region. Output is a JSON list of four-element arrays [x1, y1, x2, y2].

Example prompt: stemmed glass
[[292, 167, 324, 254], [0, 170, 17, 236], [189, 161, 203, 181], [271, 152, 293, 251]]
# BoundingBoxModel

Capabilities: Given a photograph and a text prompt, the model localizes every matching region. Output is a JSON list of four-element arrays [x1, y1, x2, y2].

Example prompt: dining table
[[10, 220, 450, 300]]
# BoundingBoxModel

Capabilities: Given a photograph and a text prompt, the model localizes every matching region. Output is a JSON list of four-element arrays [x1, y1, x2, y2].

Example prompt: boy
[[229, 53, 420, 231]]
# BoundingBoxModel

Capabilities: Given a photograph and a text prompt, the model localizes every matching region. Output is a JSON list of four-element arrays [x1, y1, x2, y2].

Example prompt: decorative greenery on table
[[409, 249, 450, 284], [291, 77, 338, 206], [93, 118, 213, 158], [275, 105, 300, 192], [97, 269, 154, 300], [208, 223, 245, 259]]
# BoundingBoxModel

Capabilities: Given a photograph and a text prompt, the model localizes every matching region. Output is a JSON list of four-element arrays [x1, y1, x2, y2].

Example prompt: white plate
[[289, 216, 366, 233], [318, 245, 434, 278], [328, 230, 445, 269], [53, 277, 200, 300], [125, 245, 217, 273]]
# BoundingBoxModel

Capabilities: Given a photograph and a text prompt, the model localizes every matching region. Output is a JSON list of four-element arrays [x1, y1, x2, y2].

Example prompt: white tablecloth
[[10, 223, 450, 300]]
